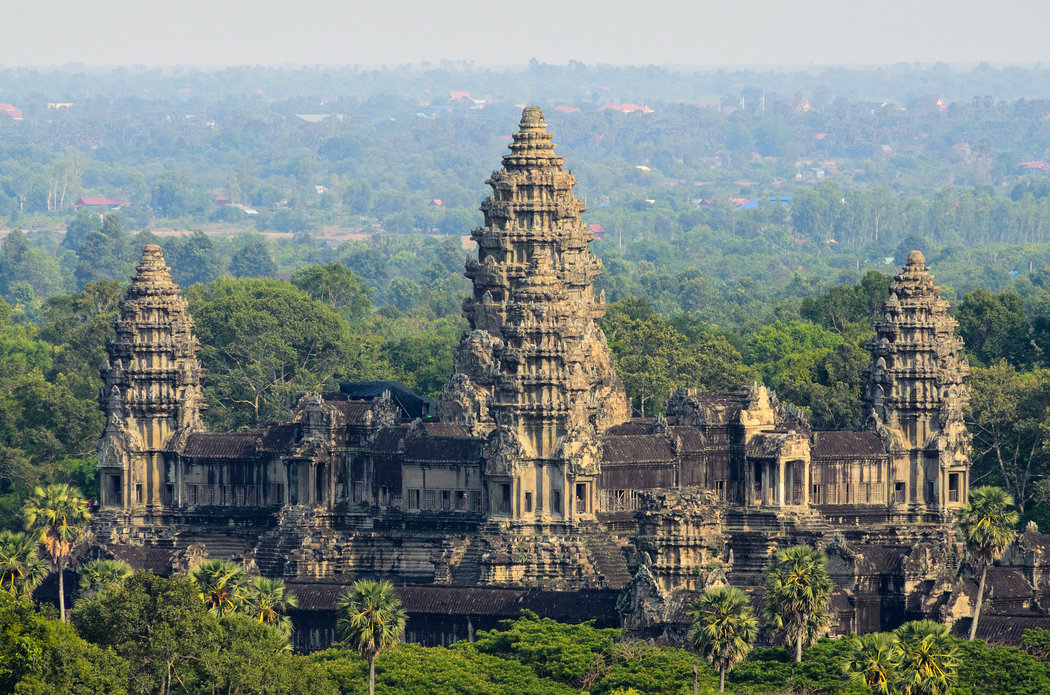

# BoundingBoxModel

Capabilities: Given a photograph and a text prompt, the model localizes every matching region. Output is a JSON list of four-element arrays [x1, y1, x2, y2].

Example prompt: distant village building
[[88, 107, 1050, 650], [73, 197, 126, 211]]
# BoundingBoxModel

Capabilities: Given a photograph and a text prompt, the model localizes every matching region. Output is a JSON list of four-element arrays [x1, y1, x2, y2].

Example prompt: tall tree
[[228, 238, 278, 278], [22, 483, 91, 621], [292, 263, 374, 321], [190, 558, 251, 616], [960, 486, 1019, 641], [243, 576, 298, 636], [187, 277, 351, 429], [78, 558, 132, 597], [337, 579, 407, 695], [841, 631, 899, 695], [0, 529, 47, 598], [687, 585, 758, 692], [762, 544, 833, 662], [893, 620, 959, 695]]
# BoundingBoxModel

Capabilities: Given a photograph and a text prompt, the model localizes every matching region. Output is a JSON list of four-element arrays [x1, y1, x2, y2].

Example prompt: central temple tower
[[441, 106, 629, 522], [865, 250, 970, 514], [97, 245, 205, 522]]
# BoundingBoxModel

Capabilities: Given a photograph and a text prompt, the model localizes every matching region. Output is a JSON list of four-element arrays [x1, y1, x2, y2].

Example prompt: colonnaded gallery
[[88, 107, 1050, 650]]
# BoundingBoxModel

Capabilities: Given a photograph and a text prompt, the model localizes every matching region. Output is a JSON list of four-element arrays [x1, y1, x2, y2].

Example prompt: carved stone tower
[[866, 250, 970, 513], [97, 244, 204, 520], [441, 106, 629, 523]]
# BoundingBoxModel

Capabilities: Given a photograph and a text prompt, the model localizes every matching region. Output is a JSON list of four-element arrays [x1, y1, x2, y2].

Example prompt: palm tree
[[78, 558, 132, 596], [189, 558, 251, 616], [336, 579, 407, 695], [841, 632, 899, 695], [762, 544, 833, 662], [22, 483, 91, 621], [0, 530, 48, 598], [893, 620, 959, 695], [959, 486, 1019, 640], [688, 585, 758, 692], [244, 576, 299, 637]]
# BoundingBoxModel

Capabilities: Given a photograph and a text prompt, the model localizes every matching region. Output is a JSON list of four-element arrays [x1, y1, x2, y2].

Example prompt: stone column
[[777, 460, 785, 507]]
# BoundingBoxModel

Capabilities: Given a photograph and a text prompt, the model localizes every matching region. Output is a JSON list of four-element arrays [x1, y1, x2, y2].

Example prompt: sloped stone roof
[[811, 430, 886, 458], [602, 435, 675, 465], [182, 433, 262, 459]]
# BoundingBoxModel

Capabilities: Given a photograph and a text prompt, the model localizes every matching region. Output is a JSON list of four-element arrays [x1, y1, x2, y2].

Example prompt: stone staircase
[[254, 506, 316, 577], [449, 536, 485, 586], [583, 530, 633, 589]]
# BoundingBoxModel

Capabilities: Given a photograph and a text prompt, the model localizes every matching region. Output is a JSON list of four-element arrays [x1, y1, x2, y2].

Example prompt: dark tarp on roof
[[811, 431, 886, 459], [339, 381, 434, 420]]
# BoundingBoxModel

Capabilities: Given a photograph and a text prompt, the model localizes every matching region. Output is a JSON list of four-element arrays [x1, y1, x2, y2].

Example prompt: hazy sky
[[5, 0, 1050, 67]]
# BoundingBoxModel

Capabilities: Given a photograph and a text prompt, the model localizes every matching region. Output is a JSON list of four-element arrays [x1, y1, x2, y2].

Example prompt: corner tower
[[97, 244, 204, 520], [441, 106, 629, 522], [866, 250, 970, 513]]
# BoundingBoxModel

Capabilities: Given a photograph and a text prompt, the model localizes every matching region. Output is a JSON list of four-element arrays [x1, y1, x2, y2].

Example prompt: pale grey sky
[[4, 0, 1049, 67]]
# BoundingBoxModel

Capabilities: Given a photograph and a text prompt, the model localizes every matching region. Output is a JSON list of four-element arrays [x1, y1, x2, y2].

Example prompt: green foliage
[[313, 642, 578, 695], [601, 299, 753, 415], [292, 263, 374, 321], [472, 610, 621, 687], [188, 276, 352, 429], [894, 621, 959, 695], [967, 363, 1050, 514], [762, 545, 833, 662], [336, 579, 407, 695], [72, 571, 330, 695], [688, 585, 758, 690], [955, 638, 1050, 695], [590, 645, 715, 695], [189, 558, 252, 616], [0, 591, 128, 694], [77, 558, 132, 597], [956, 290, 1037, 367], [229, 238, 278, 279], [0, 529, 47, 598]]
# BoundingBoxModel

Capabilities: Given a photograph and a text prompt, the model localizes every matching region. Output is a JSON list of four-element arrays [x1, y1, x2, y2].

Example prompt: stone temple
[[88, 107, 1050, 650]]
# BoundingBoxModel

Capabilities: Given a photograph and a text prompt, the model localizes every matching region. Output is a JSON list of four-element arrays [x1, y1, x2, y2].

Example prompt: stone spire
[[97, 244, 204, 516], [866, 250, 970, 511], [441, 106, 629, 522]]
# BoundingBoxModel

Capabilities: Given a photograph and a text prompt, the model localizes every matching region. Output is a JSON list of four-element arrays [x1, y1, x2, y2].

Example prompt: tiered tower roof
[[867, 250, 969, 448], [101, 244, 204, 445]]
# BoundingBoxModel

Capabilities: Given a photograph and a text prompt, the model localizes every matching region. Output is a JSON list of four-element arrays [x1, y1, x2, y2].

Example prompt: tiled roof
[[259, 424, 300, 452], [952, 613, 1050, 645], [1020, 530, 1050, 553], [959, 568, 1034, 602], [371, 427, 408, 453], [670, 427, 707, 453], [423, 422, 473, 438], [605, 420, 658, 436], [811, 431, 886, 458], [602, 435, 675, 464], [324, 400, 374, 424], [286, 582, 619, 623], [404, 436, 483, 462], [182, 433, 262, 458]]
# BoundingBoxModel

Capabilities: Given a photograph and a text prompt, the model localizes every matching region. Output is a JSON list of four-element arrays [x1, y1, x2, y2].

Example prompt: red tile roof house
[[73, 197, 126, 211], [0, 103, 23, 121]]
